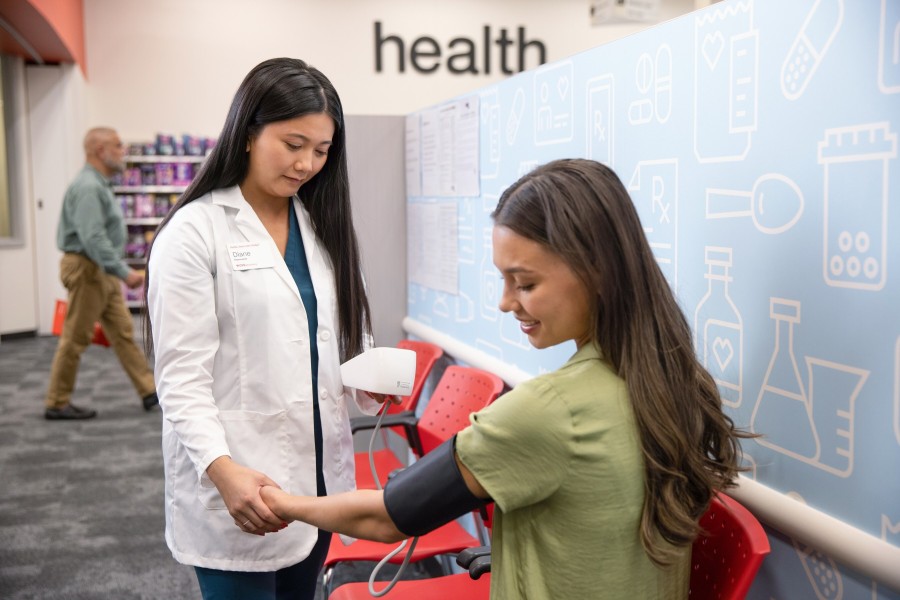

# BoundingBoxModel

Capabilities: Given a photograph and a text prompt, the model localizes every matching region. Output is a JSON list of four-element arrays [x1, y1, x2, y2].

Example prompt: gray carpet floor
[[0, 332, 438, 599]]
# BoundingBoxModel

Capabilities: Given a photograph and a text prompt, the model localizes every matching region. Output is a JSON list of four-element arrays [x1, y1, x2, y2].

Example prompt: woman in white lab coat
[[144, 58, 388, 600]]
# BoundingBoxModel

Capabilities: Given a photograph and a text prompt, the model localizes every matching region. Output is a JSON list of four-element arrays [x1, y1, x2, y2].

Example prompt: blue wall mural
[[405, 1, 900, 597]]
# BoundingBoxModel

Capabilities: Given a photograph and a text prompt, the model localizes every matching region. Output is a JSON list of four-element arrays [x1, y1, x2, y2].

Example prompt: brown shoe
[[45, 404, 98, 420]]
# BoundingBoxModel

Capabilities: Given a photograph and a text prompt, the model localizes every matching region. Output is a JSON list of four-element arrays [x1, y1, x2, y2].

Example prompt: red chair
[[323, 365, 506, 596], [347, 493, 768, 600], [350, 340, 443, 490], [689, 492, 770, 600]]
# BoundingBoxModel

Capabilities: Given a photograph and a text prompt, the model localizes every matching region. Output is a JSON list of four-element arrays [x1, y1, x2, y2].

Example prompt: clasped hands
[[209, 393, 399, 535]]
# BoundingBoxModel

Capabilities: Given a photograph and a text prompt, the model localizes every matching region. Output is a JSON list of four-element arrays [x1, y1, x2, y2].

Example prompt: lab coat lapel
[[293, 197, 331, 298], [213, 186, 302, 304]]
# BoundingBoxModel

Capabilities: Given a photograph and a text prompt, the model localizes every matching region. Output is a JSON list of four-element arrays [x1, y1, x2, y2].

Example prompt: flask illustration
[[694, 247, 743, 408], [751, 299, 820, 461]]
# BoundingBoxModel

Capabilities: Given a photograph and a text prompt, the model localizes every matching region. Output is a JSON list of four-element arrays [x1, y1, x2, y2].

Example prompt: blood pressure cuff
[[383, 435, 487, 537]]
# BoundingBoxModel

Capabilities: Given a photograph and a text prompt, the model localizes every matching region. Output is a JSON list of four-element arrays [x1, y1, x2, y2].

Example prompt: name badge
[[228, 242, 274, 271]]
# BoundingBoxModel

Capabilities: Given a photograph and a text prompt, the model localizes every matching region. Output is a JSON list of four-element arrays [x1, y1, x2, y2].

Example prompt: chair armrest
[[350, 411, 416, 434], [456, 545, 491, 568], [468, 555, 492, 580], [457, 546, 492, 580], [350, 411, 424, 456]]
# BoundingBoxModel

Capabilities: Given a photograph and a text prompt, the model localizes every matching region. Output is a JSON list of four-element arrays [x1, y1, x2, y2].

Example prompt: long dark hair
[[143, 57, 371, 362], [492, 159, 750, 565]]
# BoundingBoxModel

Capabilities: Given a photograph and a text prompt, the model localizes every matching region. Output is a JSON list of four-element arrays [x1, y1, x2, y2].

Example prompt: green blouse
[[456, 344, 689, 599]]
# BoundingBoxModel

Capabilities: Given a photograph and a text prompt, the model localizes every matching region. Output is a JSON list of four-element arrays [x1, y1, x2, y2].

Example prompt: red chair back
[[689, 492, 770, 600], [415, 365, 505, 454], [391, 340, 444, 415]]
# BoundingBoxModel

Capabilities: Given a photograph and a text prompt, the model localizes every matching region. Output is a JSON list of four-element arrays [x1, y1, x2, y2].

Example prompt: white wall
[[0, 58, 37, 336], [82, 0, 698, 140]]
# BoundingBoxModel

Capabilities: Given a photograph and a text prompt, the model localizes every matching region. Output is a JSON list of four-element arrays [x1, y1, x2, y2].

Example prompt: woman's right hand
[[206, 456, 287, 535]]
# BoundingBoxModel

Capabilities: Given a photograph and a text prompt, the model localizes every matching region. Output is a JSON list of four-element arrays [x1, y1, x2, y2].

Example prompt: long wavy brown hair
[[492, 158, 751, 565]]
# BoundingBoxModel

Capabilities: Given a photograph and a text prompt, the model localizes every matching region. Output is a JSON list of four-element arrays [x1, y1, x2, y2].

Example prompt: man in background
[[44, 127, 157, 420]]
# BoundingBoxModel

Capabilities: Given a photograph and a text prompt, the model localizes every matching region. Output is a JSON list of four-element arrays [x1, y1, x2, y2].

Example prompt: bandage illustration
[[693, 0, 758, 162], [878, 0, 900, 93], [586, 75, 615, 165], [506, 87, 526, 146], [705, 173, 804, 235], [534, 61, 574, 146], [751, 298, 869, 477], [782, 0, 844, 101], [627, 159, 678, 288], [819, 122, 897, 291], [694, 247, 743, 408], [481, 88, 501, 179], [788, 492, 845, 600]]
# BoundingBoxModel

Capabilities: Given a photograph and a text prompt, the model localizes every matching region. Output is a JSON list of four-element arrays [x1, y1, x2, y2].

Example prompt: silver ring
[[242, 519, 252, 527]]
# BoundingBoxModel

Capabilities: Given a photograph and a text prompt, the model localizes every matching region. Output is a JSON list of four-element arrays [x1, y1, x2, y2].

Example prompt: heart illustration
[[712, 337, 734, 371], [702, 31, 725, 70]]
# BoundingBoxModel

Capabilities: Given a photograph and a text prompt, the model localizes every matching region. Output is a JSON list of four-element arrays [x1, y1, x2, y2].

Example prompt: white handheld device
[[339, 347, 416, 396]]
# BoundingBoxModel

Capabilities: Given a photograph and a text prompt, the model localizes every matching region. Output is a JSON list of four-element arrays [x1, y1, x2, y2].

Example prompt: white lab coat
[[147, 185, 380, 571]]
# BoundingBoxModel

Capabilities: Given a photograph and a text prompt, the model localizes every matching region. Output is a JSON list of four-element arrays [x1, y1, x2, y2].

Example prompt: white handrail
[[402, 316, 900, 592]]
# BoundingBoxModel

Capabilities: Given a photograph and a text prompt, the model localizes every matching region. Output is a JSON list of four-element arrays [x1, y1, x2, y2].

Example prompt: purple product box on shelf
[[140, 164, 156, 186], [155, 163, 175, 186], [155, 195, 170, 217], [173, 162, 193, 185], [156, 134, 175, 156], [134, 194, 155, 218], [118, 194, 134, 217]]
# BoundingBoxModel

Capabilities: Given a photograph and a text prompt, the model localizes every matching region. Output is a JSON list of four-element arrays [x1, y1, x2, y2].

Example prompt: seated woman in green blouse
[[261, 158, 750, 599]]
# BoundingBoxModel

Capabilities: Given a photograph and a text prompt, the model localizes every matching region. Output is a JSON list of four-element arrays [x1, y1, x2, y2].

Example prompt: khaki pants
[[45, 253, 155, 409]]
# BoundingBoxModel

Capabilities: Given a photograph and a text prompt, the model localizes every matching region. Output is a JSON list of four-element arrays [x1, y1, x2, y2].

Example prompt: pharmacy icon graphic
[[705, 173, 804, 235], [878, 0, 900, 93], [819, 122, 897, 291], [694, 247, 743, 408], [627, 159, 678, 287], [788, 492, 845, 600], [586, 74, 615, 165], [506, 87, 526, 146], [781, 0, 844, 101], [480, 87, 502, 179], [693, 0, 758, 163], [480, 228, 499, 322], [895, 336, 900, 446], [533, 61, 574, 146], [750, 299, 869, 477], [628, 45, 673, 125]]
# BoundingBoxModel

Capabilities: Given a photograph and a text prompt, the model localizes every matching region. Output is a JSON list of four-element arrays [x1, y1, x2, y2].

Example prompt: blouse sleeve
[[455, 376, 574, 512]]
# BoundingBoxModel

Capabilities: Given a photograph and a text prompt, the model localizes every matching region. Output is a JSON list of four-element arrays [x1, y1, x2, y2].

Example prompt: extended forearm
[[280, 489, 406, 543]]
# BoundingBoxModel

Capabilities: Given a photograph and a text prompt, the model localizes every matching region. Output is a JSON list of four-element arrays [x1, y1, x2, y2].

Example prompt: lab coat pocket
[[197, 409, 292, 510]]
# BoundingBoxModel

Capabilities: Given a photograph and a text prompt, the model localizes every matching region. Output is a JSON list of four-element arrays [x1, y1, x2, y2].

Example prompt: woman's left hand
[[365, 392, 402, 405]]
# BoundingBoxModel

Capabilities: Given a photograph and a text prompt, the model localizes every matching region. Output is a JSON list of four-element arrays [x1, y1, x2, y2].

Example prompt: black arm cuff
[[383, 435, 486, 537]]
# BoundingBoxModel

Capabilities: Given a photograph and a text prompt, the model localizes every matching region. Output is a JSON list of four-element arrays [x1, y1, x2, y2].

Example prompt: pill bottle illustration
[[694, 247, 743, 408], [819, 122, 897, 291]]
